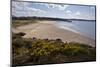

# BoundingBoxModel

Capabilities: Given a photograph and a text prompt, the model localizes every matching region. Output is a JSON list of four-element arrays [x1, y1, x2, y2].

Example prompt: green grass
[[12, 32, 96, 66], [12, 19, 37, 28]]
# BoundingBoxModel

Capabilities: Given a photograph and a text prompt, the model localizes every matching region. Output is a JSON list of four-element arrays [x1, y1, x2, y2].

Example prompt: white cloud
[[25, 6, 46, 13], [59, 5, 69, 10], [12, 1, 46, 17], [90, 6, 95, 9], [75, 11, 81, 16], [66, 10, 72, 14], [41, 3, 69, 10]]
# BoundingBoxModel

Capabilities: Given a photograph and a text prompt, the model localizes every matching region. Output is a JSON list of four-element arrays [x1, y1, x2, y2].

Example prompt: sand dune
[[12, 20, 95, 47]]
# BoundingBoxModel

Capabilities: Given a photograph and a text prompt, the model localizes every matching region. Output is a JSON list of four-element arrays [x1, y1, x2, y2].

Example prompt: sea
[[54, 20, 96, 40]]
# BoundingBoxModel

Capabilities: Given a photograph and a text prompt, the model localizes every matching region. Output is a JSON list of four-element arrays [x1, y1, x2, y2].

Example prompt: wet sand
[[12, 20, 95, 47]]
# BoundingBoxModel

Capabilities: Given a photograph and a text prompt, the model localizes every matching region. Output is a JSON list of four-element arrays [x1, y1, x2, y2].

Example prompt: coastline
[[12, 20, 95, 47]]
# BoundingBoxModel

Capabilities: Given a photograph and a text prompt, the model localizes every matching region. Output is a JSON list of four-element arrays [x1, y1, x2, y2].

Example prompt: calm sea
[[54, 20, 96, 40]]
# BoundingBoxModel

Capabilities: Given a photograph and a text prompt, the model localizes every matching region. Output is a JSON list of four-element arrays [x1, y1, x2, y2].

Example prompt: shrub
[[12, 33, 96, 66], [16, 32, 26, 36]]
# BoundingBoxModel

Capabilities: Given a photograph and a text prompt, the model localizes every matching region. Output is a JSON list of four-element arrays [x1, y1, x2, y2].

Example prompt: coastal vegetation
[[12, 32, 96, 66], [12, 1, 96, 66], [12, 19, 37, 27]]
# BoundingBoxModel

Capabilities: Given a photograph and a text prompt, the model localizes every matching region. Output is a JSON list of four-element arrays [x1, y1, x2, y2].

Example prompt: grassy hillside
[[12, 32, 96, 66], [12, 19, 37, 28]]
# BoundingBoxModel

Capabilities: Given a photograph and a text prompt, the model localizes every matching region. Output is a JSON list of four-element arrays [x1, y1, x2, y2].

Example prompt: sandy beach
[[12, 20, 95, 47]]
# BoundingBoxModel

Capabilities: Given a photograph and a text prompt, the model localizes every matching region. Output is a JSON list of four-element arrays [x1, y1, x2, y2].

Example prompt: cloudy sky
[[12, 1, 96, 20]]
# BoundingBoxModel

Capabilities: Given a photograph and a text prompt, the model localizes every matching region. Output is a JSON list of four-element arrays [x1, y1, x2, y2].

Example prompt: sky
[[12, 1, 96, 20]]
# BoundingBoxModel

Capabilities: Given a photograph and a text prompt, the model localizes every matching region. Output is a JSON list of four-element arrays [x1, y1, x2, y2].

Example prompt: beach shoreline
[[12, 20, 95, 47]]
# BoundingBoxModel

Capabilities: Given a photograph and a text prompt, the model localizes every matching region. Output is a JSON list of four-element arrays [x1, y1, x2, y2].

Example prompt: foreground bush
[[12, 33, 96, 66]]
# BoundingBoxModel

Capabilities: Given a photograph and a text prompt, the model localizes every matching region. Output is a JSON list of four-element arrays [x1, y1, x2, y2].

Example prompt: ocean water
[[54, 20, 96, 40]]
